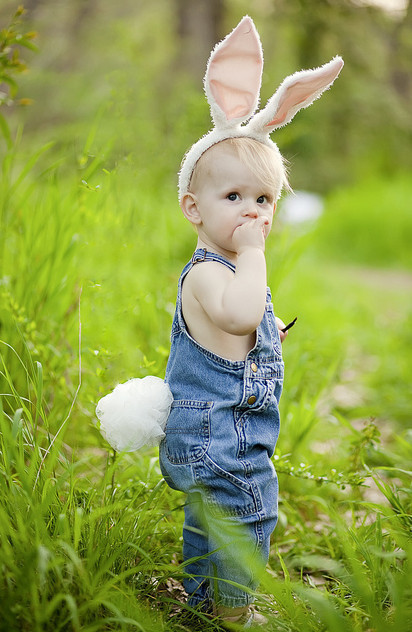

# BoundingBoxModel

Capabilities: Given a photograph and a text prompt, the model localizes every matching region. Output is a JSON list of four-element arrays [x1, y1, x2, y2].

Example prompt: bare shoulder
[[182, 261, 234, 329], [183, 261, 234, 300], [182, 262, 235, 349]]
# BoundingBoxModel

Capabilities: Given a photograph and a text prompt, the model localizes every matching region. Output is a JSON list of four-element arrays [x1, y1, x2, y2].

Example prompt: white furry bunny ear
[[205, 15, 263, 128], [248, 56, 344, 135]]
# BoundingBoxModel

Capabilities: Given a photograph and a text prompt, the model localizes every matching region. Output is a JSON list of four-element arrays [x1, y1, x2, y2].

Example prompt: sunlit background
[[0, 3, 411, 630], [1, 0, 412, 190]]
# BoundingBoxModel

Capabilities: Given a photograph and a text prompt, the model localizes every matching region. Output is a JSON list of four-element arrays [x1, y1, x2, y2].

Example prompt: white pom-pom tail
[[95, 376, 173, 452]]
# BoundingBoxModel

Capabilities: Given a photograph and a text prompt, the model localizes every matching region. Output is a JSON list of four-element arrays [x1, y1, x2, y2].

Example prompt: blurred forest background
[[1, 2, 412, 631], [1, 0, 412, 191]]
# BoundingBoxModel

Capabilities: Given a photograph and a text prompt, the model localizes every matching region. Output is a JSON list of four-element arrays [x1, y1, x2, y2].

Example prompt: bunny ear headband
[[178, 16, 344, 201]]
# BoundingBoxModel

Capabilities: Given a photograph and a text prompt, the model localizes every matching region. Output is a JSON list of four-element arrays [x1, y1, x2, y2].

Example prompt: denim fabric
[[159, 248, 284, 608]]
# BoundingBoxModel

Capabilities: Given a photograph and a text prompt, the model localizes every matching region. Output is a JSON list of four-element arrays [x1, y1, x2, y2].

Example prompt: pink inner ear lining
[[264, 91, 309, 127], [210, 80, 258, 120], [207, 16, 263, 121], [264, 64, 343, 128]]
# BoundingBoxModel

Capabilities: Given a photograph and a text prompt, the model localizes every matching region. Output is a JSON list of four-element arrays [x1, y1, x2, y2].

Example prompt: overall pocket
[[165, 400, 212, 464], [195, 454, 261, 518]]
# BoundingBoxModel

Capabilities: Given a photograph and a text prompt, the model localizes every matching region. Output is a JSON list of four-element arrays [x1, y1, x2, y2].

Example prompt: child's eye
[[227, 192, 239, 202], [257, 195, 268, 204]]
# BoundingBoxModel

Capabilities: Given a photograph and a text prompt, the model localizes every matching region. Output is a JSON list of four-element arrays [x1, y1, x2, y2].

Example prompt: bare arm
[[191, 218, 269, 335]]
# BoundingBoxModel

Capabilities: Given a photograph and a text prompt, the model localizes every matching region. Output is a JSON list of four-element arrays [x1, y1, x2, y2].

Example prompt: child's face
[[183, 144, 276, 257]]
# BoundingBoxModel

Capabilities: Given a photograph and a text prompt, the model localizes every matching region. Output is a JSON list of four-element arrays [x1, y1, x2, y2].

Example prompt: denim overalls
[[159, 248, 284, 609]]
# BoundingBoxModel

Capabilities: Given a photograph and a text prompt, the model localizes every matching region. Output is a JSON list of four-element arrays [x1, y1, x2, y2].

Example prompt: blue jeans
[[160, 448, 279, 608]]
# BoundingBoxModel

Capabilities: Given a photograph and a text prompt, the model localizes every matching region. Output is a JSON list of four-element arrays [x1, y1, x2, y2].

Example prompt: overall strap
[[191, 248, 236, 273], [172, 248, 236, 335]]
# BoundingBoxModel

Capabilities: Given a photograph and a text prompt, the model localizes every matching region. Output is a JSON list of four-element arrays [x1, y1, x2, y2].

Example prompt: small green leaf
[[12, 407, 23, 439]]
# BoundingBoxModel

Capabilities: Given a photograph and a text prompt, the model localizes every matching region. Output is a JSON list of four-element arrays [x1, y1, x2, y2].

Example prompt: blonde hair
[[188, 137, 290, 201]]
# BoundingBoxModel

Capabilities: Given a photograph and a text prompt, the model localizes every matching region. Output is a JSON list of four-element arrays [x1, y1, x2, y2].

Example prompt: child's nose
[[242, 203, 258, 218]]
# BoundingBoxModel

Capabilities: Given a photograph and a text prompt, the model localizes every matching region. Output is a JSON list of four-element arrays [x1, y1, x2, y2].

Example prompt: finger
[[279, 329, 288, 343]]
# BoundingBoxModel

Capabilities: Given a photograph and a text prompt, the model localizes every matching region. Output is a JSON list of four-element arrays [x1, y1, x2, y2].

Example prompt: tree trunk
[[175, 0, 224, 78]]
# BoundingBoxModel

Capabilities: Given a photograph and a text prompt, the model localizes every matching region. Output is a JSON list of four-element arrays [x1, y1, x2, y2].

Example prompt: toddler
[[159, 16, 343, 627]]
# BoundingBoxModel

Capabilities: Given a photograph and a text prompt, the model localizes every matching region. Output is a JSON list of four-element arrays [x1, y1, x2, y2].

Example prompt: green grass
[[311, 173, 412, 270], [0, 135, 411, 630]]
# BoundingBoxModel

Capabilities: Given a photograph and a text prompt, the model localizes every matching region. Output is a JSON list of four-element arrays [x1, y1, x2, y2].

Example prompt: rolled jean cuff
[[211, 589, 255, 609], [187, 594, 212, 611]]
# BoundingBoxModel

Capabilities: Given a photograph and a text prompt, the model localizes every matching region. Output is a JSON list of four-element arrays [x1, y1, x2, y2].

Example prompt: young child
[[159, 16, 343, 627]]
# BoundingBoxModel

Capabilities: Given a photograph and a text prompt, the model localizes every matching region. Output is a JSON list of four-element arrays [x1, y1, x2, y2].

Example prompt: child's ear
[[181, 193, 202, 225], [273, 202, 277, 215]]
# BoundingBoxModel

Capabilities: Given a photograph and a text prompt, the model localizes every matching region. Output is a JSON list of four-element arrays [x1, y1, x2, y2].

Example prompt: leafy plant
[[0, 6, 37, 147], [0, 6, 411, 628]]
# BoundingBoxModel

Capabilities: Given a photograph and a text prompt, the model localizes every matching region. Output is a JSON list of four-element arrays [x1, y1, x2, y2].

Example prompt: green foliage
[[4, 0, 411, 193], [0, 3, 411, 630], [0, 6, 37, 147], [0, 139, 411, 628], [313, 173, 412, 269], [0, 372, 174, 631]]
